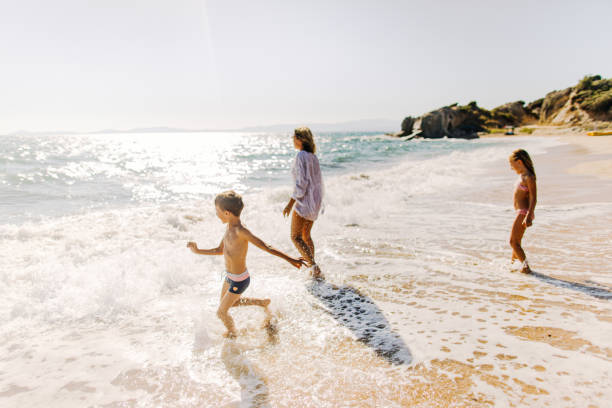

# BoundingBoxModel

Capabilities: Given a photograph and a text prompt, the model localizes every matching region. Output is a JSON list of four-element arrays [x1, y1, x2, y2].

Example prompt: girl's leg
[[511, 250, 518, 262], [291, 211, 315, 266], [509, 214, 531, 273]]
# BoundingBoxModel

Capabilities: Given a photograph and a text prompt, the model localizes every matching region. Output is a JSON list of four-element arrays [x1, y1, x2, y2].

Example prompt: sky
[[1, 0, 611, 133]]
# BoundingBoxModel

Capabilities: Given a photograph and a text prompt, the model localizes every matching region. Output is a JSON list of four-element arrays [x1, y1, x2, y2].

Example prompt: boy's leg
[[220, 279, 230, 302], [234, 297, 270, 307], [217, 291, 241, 337]]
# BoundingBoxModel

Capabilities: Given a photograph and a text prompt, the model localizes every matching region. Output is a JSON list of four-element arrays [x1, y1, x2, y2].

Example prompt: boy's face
[[215, 204, 230, 223]]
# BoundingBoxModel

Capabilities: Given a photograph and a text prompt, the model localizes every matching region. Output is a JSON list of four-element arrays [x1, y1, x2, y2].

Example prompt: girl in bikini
[[283, 127, 324, 278], [509, 149, 537, 274]]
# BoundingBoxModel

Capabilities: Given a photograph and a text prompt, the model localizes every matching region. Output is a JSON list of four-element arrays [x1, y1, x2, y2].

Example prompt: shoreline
[[2, 130, 611, 407], [481, 125, 612, 181]]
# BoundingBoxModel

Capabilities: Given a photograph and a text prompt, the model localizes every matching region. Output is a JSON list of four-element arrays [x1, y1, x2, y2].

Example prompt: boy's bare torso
[[223, 223, 249, 275]]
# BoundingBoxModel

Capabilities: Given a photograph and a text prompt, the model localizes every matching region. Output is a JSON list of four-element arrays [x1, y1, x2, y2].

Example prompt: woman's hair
[[215, 190, 244, 216], [294, 127, 316, 154], [510, 149, 536, 178]]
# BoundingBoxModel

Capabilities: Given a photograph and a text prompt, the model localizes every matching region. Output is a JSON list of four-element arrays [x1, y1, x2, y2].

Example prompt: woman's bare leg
[[303, 227, 315, 262], [292, 211, 323, 277], [300, 218, 322, 278], [291, 212, 315, 266]]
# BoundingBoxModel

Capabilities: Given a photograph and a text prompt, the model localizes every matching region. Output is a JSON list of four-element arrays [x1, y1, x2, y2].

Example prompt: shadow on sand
[[529, 271, 612, 300], [221, 340, 271, 408], [307, 278, 412, 365]]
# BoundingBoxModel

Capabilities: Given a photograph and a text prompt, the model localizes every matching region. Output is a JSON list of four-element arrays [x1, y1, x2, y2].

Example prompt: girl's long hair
[[294, 127, 316, 154], [510, 149, 536, 178]]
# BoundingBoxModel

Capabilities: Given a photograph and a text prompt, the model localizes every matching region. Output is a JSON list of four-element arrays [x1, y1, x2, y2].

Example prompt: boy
[[187, 190, 305, 338]]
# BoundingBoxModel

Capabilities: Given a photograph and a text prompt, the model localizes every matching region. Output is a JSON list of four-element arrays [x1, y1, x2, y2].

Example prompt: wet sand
[[483, 125, 612, 181], [2, 130, 611, 407]]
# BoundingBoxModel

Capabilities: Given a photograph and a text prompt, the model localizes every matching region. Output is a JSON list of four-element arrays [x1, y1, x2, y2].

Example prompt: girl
[[509, 149, 537, 274], [283, 127, 324, 278]]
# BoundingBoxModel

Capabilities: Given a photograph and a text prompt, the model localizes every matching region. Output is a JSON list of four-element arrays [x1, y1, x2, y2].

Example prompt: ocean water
[[1, 132, 611, 407]]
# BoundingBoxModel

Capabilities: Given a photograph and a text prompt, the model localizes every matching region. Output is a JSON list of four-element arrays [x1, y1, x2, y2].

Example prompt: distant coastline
[[5, 75, 610, 139], [1, 119, 398, 137]]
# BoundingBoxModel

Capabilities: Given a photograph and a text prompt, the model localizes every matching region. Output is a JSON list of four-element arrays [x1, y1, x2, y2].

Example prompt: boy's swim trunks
[[225, 269, 250, 294]]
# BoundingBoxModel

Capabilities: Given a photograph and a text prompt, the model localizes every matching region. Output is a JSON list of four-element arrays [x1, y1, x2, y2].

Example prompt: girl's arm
[[186, 239, 224, 255], [524, 176, 537, 225], [238, 227, 305, 268]]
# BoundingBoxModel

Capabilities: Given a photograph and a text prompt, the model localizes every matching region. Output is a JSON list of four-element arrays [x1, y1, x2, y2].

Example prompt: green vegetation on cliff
[[396, 74, 611, 139], [573, 75, 612, 115]]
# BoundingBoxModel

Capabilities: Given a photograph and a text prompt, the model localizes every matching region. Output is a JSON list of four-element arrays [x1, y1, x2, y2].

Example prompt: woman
[[283, 127, 324, 278]]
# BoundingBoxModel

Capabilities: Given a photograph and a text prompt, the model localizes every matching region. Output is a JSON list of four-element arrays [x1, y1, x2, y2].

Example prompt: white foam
[[2, 135, 611, 406]]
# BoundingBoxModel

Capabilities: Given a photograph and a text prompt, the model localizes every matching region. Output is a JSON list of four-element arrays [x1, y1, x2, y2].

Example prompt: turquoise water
[[0, 131, 492, 224], [2, 132, 612, 407]]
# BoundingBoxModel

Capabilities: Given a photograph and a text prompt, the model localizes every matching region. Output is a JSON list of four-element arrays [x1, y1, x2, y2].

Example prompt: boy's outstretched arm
[[238, 227, 305, 268], [186, 239, 224, 255]]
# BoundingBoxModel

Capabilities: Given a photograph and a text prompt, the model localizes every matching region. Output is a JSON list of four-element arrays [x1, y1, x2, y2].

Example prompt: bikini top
[[516, 177, 529, 192]]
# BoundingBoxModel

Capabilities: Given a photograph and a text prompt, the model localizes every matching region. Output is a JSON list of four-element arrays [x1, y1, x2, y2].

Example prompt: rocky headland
[[391, 75, 612, 139]]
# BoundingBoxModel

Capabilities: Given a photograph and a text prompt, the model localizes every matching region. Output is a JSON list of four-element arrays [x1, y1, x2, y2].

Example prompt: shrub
[[576, 74, 602, 91], [580, 89, 612, 113]]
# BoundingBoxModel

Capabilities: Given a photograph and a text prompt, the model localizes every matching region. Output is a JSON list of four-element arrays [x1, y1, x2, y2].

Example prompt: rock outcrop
[[392, 75, 611, 139], [539, 76, 612, 124], [392, 102, 489, 139], [540, 88, 572, 123], [400, 116, 415, 135], [490, 101, 538, 126], [416, 106, 480, 139]]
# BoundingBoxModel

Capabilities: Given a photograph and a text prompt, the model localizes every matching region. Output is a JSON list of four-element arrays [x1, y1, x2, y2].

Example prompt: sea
[[1, 131, 611, 407]]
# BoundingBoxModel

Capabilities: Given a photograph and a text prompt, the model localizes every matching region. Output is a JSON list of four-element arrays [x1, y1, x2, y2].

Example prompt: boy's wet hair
[[215, 190, 244, 216]]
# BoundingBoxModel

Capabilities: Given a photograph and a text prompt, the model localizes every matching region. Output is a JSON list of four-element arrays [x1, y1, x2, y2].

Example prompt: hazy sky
[[1, 0, 611, 133]]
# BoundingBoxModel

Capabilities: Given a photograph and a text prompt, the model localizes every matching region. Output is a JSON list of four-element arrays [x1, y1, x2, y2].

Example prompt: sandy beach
[[1, 130, 611, 407], [483, 125, 612, 181], [3, 1, 612, 405]]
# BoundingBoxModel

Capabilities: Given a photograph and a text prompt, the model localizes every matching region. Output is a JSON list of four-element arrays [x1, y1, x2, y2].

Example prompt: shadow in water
[[307, 278, 412, 365], [221, 341, 271, 408], [529, 271, 612, 300]]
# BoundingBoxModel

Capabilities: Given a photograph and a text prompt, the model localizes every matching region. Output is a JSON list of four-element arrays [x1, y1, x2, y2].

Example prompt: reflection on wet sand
[[221, 340, 270, 408], [504, 325, 612, 359], [307, 277, 412, 365]]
